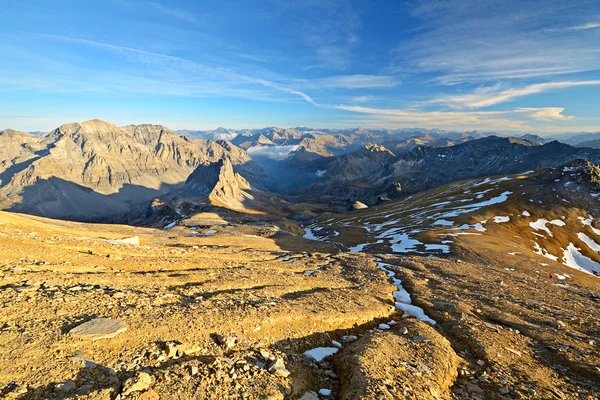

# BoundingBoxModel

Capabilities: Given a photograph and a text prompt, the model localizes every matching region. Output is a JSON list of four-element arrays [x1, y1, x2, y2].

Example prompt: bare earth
[[0, 210, 598, 399]]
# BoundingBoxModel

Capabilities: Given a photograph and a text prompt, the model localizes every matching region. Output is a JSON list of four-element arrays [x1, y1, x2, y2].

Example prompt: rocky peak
[[0, 129, 29, 138], [182, 158, 251, 211], [0, 119, 268, 221], [359, 143, 394, 155], [80, 119, 118, 131]]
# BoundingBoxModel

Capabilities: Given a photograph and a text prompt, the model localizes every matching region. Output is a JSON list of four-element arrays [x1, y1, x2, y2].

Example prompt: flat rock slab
[[69, 318, 127, 340]]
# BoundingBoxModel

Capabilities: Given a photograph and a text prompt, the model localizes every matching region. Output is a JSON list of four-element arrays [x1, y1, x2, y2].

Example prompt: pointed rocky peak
[[356, 143, 395, 157], [255, 134, 275, 146], [182, 158, 251, 210], [184, 159, 226, 194]]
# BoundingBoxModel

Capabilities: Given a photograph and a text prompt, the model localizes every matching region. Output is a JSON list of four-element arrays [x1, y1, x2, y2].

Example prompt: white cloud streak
[[430, 80, 600, 108], [40, 34, 319, 105], [392, 0, 600, 84], [148, 2, 197, 22], [567, 22, 600, 31], [334, 104, 576, 129], [314, 74, 399, 89]]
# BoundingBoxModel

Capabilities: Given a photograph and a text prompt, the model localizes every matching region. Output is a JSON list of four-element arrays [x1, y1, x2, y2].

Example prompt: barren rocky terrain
[[0, 201, 598, 399], [0, 122, 599, 399]]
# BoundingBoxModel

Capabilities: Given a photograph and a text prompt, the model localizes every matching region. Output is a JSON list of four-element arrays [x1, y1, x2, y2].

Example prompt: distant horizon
[[3, 117, 600, 138]]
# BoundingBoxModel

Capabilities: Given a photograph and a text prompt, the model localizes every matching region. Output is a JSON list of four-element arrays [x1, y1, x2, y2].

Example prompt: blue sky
[[1, 0, 600, 134]]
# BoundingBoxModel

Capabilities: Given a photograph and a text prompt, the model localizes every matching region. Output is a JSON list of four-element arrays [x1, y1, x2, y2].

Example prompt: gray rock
[[299, 391, 319, 400], [466, 382, 483, 394], [215, 333, 237, 350], [68, 318, 127, 340], [433, 301, 457, 312], [267, 358, 290, 377], [54, 381, 76, 392]]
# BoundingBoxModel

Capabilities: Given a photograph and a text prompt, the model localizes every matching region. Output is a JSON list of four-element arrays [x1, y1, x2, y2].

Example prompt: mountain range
[[3, 119, 600, 224], [0, 120, 268, 221]]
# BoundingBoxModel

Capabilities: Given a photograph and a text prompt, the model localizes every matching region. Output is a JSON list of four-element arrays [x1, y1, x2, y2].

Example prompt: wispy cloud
[[334, 104, 577, 130], [39, 34, 319, 105], [314, 75, 399, 89], [516, 107, 573, 121], [429, 80, 600, 108], [566, 22, 600, 31], [391, 1, 600, 84], [351, 96, 369, 103], [148, 2, 197, 22]]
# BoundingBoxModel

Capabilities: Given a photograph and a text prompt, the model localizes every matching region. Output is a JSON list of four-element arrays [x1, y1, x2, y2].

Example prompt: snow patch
[[304, 347, 339, 362], [377, 260, 436, 325], [164, 221, 178, 229], [529, 219, 565, 236], [577, 232, 600, 252], [433, 219, 454, 226], [562, 243, 600, 276], [533, 242, 558, 261]]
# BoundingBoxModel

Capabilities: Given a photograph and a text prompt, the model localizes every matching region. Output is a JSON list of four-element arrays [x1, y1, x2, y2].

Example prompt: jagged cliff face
[[0, 120, 262, 220], [0, 129, 45, 186]]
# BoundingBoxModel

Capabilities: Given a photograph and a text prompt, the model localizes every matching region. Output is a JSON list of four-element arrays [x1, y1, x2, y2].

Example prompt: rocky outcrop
[[181, 158, 252, 211], [352, 201, 368, 210]]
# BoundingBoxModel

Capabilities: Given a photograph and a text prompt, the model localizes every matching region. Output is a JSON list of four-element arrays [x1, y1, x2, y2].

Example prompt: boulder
[[68, 318, 127, 340]]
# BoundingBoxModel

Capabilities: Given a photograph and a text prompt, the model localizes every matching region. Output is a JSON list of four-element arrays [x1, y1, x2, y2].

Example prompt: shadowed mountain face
[[296, 136, 600, 206], [305, 159, 600, 276], [0, 120, 267, 221]]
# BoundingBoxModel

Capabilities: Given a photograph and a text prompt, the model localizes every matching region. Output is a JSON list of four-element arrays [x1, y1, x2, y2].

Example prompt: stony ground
[[0, 211, 598, 399]]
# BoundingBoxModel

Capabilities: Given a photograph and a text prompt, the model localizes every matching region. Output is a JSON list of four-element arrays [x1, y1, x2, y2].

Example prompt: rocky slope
[[298, 136, 600, 206], [303, 159, 600, 277], [0, 120, 267, 221], [0, 200, 598, 399]]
